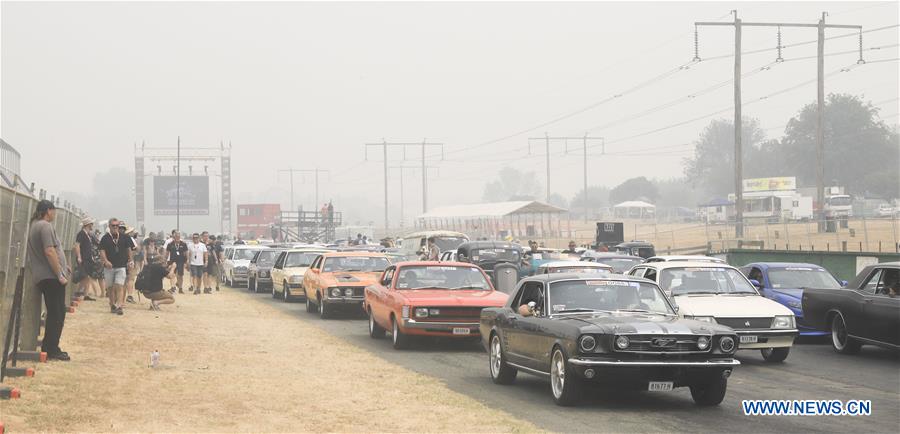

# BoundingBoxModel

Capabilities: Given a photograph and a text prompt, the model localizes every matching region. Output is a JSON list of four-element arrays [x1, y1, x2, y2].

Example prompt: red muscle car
[[365, 261, 509, 349]]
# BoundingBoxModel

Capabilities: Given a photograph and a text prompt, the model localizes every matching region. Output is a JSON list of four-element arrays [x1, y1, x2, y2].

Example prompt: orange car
[[365, 261, 509, 349], [303, 251, 392, 319]]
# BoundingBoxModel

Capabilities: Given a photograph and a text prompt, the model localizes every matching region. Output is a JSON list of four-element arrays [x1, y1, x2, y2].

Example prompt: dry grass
[[1, 286, 540, 433]]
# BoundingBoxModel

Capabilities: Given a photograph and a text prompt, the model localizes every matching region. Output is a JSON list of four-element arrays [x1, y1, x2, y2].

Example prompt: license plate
[[648, 381, 673, 392], [452, 328, 471, 335], [740, 335, 758, 344]]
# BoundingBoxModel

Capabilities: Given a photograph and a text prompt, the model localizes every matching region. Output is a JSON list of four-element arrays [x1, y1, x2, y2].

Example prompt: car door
[[303, 256, 320, 298], [515, 282, 550, 371], [505, 282, 546, 370], [865, 268, 900, 345], [848, 268, 882, 339], [369, 266, 394, 323], [271, 252, 286, 292]]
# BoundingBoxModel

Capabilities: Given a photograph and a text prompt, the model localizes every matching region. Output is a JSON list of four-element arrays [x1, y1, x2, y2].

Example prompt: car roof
[[639, 261, 738, 270], [647, 255, 723, 262], [230, 245, 268, 250], [581, 252, 643, 259], [539, 261, 612, 268], [745, 262, 825, 269], [282, 248, 330, 253], [320, 251, 387, 258], [521, 272, 655, 285], [459, 240, 521, 249], [393, 261, 481, 268]]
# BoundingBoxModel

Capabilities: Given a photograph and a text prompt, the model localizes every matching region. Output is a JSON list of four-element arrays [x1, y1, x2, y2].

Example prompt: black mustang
[[480, 273, 740, 406], [801, 262, 899, 354]]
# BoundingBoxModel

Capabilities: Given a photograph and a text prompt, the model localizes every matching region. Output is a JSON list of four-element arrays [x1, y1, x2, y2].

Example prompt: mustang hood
[[675, 294, 794, 317], [771, 287, 804, 300], [556, 313, 731, 334], [321, 271, 381, 286], [398, 289, 508, 307]]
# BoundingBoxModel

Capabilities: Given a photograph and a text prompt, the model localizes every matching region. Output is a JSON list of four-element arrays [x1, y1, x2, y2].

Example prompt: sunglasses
[[110, 224, 119, 228]]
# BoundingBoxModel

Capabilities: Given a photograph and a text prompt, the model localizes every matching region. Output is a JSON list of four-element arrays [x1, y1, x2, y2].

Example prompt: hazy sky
[[2, 1, 898, 230]]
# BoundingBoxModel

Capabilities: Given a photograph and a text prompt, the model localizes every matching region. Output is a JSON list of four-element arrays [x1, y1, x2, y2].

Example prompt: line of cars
[[226, 240, 898, 407]]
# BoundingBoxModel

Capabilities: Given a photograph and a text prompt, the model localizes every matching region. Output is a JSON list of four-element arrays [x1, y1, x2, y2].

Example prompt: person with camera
[[99, 217, 135, 315], [136, 255, 176, 310]]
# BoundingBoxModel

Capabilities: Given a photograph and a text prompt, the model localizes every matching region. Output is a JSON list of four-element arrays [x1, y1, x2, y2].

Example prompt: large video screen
[[153, 176, 209, 215]]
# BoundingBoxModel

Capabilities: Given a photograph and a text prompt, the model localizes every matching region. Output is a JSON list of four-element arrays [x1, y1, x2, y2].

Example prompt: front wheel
[[306, 295, 317, 313], [489, 333, 517, 384], [368, 308, 385, 339], [253, 278, 259, 293], [761, 347, 790, 362], [550, 346, 582, 406], [319, 297, 331, 319], [831, 313, 861, 354], [391, 317, 409, 349], [690, 376, 728, 406], [282, 284, 291, 303]]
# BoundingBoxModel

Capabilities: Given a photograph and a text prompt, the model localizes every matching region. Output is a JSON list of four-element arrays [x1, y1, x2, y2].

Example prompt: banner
[[153, 176, 210, 215], [742, 177, 796, 193]]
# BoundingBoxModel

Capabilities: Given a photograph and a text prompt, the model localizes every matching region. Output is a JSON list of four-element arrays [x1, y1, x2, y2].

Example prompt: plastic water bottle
[[150, 350, 160, 368]]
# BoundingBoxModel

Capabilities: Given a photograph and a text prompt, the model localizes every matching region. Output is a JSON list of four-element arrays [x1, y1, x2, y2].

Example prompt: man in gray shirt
[[26, 199, 71, 361]]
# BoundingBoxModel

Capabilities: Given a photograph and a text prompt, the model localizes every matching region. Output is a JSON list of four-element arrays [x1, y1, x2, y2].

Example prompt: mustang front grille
[[716, 317, 774, 329], [616, 335, 710, 353]]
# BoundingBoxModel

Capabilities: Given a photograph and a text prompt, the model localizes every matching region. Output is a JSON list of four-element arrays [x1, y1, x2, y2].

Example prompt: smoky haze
[[2, 1, 898, 232]]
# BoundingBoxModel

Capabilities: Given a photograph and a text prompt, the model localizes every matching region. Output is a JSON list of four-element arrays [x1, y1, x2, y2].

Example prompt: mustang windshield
[[548, 280, 673, 315], [323, 256, 390, 273], [233, 249, 259, 260], [660, 267, 758, 295], [768, 268, 841, 289], [285, 252, 321, 268], [396, 265, 491, 290], [255, 250, 281, 265]]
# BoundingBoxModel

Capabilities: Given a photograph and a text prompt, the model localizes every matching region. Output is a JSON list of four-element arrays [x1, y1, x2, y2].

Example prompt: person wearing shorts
[[139, 256, 176, 310], [188, 233, 208, 295], [99, 218, 133, 315], [166, 232, 188, 294]]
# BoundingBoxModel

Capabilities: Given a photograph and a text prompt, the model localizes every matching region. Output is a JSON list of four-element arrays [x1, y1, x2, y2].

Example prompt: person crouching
[[137, 256, 176, 311]]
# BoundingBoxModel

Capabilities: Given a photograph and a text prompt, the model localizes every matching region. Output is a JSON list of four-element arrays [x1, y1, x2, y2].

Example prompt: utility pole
[[366, 140, 444, 234], [176, 136, 181, 231], [389, 165, 439, 228], [530, 134, 604, 219], [695, 11, 862, 237], [278, 168, 329, 213]]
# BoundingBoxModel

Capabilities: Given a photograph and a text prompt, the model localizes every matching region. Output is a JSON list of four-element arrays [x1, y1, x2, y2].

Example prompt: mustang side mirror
[[841, 280, 848, 287], [750, 279, 762, 288]]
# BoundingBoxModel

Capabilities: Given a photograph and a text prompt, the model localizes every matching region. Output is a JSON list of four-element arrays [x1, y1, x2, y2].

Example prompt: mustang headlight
[[579, 335, 597, 352], [686, 315, 717, 324], [344, 288, 354, 297], [614, 335, 630, 350], [415, 307, 429, 318], [719, 336, 736, 353], [696, 336, 710, 350], [328, 287, 342, 298], [289, 275, 303, 284], [772, 315, 795, 329]]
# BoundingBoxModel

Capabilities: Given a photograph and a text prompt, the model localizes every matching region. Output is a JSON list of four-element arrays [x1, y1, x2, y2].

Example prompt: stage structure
[[134, 140, 232, 234]]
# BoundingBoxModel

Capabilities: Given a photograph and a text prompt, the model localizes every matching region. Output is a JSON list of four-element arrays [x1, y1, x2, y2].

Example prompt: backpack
[[134, 268, 150, 292]]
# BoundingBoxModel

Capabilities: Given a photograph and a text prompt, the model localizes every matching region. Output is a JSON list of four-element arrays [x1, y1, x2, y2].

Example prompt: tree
[[780, 93, 899, 199], [653, 178, 699, 208], [547, 193, 568, 209], [570, 185, 611, 210], [683, 117, 766, 197], [609, 177, 658, 204], [482, 167, 542, 202]]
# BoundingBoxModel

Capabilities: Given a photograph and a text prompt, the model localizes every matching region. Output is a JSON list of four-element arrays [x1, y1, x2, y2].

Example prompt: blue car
[[739, 262, 847, 336]]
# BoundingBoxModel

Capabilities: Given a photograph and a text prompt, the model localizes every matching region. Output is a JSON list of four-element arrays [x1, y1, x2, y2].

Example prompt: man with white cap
[[73, 216, 101, 301]]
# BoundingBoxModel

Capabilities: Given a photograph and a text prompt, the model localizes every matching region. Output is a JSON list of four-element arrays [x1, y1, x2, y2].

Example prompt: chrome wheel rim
[[832, 315, 847, 349], [284, 285, 289, 301], [392, 319, 399, 344], [551, 350, 565, 398], [369, 312, 375, 333], [490, 335, 502, 377]]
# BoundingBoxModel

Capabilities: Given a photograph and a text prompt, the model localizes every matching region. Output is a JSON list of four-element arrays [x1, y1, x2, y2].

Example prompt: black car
[[802, 262, 899, 354], [614, 241, 656, 259], [247, 248, 286, 293], [580, 251, 645, 274], [480, 273, 740, 406], [455, 240, 525, 278]]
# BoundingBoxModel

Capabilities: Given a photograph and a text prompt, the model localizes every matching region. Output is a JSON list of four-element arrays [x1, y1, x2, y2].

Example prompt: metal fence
[[1, 175, 84, 355]]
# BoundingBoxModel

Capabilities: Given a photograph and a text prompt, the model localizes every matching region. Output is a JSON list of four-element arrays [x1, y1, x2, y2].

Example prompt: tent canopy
[[613, 200, 655, 209], [418, 200, 567, 219]]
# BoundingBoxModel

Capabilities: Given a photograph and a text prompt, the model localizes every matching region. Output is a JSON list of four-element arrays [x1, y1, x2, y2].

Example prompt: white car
[[628, 261, 798, 362], [270, 248, 330, 302], [223, 245, 268, 286], [644, 255, 725, 264], [877, 204, 895, 217]]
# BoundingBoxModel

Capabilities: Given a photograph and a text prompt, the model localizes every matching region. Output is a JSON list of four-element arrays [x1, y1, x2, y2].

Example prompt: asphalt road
[[229, 284, 900, 433]]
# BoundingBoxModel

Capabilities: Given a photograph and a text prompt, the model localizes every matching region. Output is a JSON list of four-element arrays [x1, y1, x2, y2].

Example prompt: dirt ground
[[1, 285, 539, 433]]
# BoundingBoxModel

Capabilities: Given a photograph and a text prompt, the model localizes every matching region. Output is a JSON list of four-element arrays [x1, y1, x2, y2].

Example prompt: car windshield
[[434, 237, 467, 252], [590, 258, 643, 273], [233, 249, 259, 260], [548, 280, 673, 315], [660, 267, 758, 295], [285, 252, 321, 268], [395, 265, 491, 290], [545, 266, 610, 274], [322, 256, 390, 273], [255, 250, 281, 265], [768, 268, 841, 289], [471, 248, 520, 263]]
